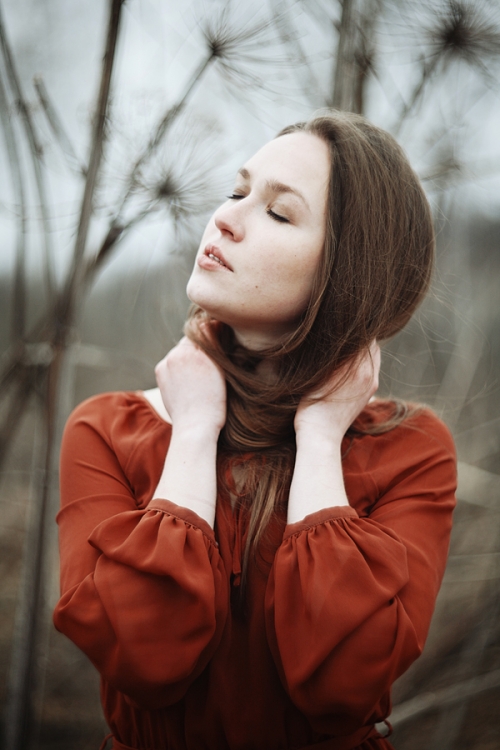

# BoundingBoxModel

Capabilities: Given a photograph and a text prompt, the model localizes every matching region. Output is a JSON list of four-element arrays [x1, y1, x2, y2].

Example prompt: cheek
[[249, 249, 319, 316], [275, 243, 321, 294]]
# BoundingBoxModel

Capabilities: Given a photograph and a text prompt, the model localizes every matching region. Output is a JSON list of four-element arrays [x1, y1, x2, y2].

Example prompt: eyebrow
[[237, 167, 310, 212]]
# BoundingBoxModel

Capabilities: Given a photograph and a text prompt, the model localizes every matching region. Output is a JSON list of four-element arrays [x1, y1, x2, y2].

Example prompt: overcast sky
[[0, 0, 499, 279]]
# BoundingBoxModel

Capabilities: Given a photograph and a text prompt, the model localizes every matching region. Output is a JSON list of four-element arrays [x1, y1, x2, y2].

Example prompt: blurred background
[[0, 0, 499, 748]]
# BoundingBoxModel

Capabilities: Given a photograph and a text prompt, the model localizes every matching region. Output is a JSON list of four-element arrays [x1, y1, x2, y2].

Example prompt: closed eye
[[227, 194, 289, 224], [267, 208, 289, 223]]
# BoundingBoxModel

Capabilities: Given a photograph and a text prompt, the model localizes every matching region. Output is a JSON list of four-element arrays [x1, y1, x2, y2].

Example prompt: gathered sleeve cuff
[[284, 505, 359, 536], [54, 499, 227, 708], [54, 396, 228, 710], [265, 412, 456, 735]]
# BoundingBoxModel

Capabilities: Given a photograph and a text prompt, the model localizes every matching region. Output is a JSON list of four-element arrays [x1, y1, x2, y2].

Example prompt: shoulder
[[345, 401, 457, 508], [355, 399, 456, 458], [63, 390, 169, 451], [341, 402, 457, 522], [65, 390, 142, 429]]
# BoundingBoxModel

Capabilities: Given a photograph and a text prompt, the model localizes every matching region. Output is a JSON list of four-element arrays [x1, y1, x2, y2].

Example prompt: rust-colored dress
[[54, 392, 456, 750]]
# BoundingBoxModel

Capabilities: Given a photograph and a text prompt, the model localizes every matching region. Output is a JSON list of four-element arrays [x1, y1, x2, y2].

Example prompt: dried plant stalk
[[351, 0, 381, 114], [112, 53, 215, 224], [0, 369, 33, 468], [0, 66, 27, 342], [332, 0, 356, 110], [62, 0, 125, 315], [33, 75, 87, 177], [0, 1, 54, 301], [3, 2, 125, 747]]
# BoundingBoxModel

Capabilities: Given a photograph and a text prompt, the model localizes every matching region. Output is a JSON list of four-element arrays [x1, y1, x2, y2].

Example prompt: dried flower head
[[200, 5, 286, 88], [135, 115, 227, 234], [428, 0, 500, 71]]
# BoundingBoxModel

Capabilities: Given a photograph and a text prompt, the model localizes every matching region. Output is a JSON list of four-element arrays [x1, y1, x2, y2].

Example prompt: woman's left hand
[[294, 341, 380, 445]]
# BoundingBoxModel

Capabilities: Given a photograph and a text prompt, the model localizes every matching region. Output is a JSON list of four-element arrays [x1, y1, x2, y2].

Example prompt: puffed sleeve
[[265, 410, 456, 736], [53, 396, 228, 709]]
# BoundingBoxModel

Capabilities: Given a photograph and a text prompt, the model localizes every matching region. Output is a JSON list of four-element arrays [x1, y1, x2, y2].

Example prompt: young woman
[[54, 112, 457, 750]]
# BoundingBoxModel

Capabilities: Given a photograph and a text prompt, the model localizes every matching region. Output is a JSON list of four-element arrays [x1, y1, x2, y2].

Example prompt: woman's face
[[187, 131, 330, 349]]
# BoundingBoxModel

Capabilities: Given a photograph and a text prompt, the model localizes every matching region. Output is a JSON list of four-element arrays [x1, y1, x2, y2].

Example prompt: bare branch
[[33, 75, 87, 178], [0, 1, 55, 300]]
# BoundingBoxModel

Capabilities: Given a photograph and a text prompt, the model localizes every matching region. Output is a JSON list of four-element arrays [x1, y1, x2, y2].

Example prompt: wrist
[[287, 437, 348, 524], [170, 421, 221, 445], [153, 424, 219, 528], [294, 422, 344, 452]]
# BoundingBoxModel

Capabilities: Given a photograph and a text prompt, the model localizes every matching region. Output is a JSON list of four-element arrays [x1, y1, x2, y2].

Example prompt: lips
[[203, 244, 233, 271]]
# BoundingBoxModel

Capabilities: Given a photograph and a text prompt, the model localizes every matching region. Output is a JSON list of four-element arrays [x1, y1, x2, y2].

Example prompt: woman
[[54, 111, 457, 750]]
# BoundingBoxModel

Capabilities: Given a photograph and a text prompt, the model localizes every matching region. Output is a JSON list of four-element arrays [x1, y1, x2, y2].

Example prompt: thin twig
[[113, 53, 214, 221], [81, 52, 218, 285], [393, 55, 441, 136], [270, 0, 323, 107], [33, 75, 87, 178], [0, 1, 54, 301]]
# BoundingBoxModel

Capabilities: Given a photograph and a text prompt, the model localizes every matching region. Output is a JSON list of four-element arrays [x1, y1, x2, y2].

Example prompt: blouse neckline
[[134, 390, 172, 426]]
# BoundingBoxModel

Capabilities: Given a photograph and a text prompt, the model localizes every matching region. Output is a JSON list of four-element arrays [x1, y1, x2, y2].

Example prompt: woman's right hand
[[155, 337, 227, 436]]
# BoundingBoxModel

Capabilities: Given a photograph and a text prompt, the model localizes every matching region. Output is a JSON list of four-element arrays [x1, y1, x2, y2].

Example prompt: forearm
[[287, 428, 349, 524], [151, 425, 219, 527]]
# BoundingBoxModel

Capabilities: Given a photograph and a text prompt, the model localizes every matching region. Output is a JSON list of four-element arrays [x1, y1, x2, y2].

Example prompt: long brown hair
[[185, 110, 435, 587]]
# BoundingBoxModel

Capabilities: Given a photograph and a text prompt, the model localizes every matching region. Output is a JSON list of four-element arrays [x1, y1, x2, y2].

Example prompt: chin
[[186, 273, 203, 307], [186, 283, 221, 323]]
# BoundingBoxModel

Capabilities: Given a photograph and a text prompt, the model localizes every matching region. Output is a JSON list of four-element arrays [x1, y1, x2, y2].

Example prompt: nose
[[213, 200, 244, 242]]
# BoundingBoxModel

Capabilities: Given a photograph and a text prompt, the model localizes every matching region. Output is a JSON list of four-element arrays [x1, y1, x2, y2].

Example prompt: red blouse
[[53, 392, 456, 750]]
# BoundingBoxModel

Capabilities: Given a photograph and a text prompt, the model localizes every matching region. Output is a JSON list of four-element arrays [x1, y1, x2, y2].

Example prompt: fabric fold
[[265, 417, 456, 736], [55, 502, 228, 709]]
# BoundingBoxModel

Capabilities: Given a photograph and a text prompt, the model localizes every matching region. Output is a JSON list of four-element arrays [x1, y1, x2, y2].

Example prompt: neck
[[231, 324, 291, 352], [231, 327, 284, 385], [255, 358, 278, 385]]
